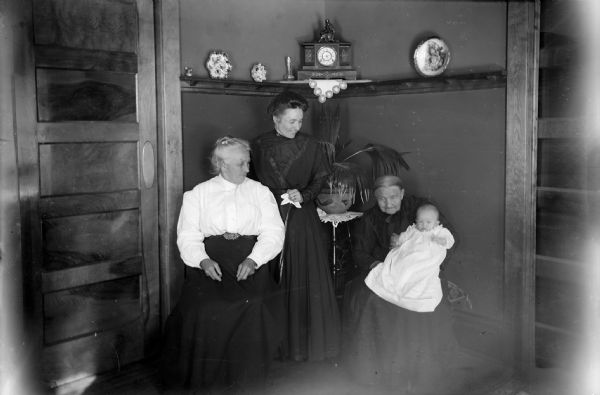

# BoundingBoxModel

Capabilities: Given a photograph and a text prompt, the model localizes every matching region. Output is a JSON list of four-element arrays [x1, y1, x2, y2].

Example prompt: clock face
[[317, 46, 337, 67]]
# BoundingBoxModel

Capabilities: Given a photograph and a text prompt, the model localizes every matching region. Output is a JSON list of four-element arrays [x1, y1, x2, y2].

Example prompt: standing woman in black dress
[[251, 91, 340, 361]]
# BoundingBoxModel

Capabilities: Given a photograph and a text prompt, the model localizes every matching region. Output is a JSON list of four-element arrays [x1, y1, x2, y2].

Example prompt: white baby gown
[[364, 224, 455, 312]]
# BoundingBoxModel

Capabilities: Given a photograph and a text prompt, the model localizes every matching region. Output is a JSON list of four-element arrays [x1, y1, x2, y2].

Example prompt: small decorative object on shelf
[[298, 19, 357, 80], [250, 63, 267, 82], [205, 50, 233, 79], [309, 79, 347, 103], [284, 56, 295, 80], [413, 37, 451, 77], [183, 66, 193, 77]]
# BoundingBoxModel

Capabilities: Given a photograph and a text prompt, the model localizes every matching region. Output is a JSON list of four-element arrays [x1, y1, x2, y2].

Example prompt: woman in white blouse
[[161, 136, 285, 393]]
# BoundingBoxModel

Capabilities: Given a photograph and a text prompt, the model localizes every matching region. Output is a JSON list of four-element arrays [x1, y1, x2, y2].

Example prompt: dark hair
[[373, 175, 404, 192], [267, 91, 308, 117]]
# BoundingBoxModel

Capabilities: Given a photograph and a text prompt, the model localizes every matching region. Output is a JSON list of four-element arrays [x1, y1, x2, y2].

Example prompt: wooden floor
[[47, 352, 580, 395]]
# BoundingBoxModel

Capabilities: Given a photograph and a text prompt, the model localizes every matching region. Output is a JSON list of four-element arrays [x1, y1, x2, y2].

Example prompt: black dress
[[343, 198, 477, 394], [161, 236, 283, 392], [251, 131, 340, 361]]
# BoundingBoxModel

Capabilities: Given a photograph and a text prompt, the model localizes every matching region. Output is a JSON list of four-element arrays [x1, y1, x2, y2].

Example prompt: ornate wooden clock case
[[297, 19, 358, 80]]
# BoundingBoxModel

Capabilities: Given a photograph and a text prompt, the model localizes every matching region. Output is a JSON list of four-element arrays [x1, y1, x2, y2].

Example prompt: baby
[[364, 204, 455, 312]]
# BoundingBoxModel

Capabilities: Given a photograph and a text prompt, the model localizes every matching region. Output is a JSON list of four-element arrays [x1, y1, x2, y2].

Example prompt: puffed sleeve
[[436, 226, 455, 250], [247, 185, 285, 267], [176, 188, 210, 268]]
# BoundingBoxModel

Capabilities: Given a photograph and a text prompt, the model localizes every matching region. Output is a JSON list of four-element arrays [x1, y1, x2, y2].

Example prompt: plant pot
[[316, 190, 354, 214]]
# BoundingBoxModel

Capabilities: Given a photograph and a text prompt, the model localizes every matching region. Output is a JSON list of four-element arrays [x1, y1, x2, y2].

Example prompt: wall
[[180, 0, 507, 356]]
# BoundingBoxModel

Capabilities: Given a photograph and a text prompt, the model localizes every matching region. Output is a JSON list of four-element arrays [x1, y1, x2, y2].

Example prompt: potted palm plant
[[314, 102, 410, 214]]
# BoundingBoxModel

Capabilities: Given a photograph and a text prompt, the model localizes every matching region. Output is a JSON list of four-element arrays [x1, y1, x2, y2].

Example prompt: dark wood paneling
[[36, 68, 136, 122], [37, 122, 139, 143], [537, 138, 586, 190], [42, 256, 142, 293], [42, 210, 140, 271], [537, 118, 586, 139], [539, 44, 576, 69], [35, 46, 138, 73], [43, 275, 140, 344], [538, 68, 580, 118], [535, 324, 579, 368], [33, 0, 138, 53], [39, 142, 138, 196], [40, 190, 140, 218], [535, 276, 583, 332], [42, 320, 144, 387], [536, 211, 586, 262], [536, 255, 584, 284]]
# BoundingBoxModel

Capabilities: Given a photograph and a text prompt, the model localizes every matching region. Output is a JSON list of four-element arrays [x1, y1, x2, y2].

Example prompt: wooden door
[[18, 0, 159, 387]]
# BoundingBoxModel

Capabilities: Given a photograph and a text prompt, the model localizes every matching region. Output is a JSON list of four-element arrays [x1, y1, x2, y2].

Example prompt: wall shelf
[[180, 70, 507, 98]]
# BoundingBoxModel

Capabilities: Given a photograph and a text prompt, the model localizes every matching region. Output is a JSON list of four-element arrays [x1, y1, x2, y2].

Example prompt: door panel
[[33, 0, 138, 52], [36, 69, 137, 122], [42, 210, 140, 271], [39, 142, 139, 196], [43, 276, 141, 344], [30, 0, 158, 387]]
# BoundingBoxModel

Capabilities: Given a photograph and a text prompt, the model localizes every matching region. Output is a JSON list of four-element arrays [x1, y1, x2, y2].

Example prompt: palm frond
[[314, 102, 341, 147], [318, 140, 336, 166], [312, 103, 411, 206], [361, 143, 411, 180]]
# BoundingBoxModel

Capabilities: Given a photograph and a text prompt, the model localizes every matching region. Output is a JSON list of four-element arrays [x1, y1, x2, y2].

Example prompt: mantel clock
[[297, 19, 357, 80]]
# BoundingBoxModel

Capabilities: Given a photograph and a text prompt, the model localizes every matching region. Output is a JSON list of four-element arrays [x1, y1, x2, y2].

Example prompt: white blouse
[[176, 175, 285, 268]]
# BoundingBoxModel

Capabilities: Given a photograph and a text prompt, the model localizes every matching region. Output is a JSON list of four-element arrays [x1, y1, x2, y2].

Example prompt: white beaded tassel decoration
[[308, 79, 348, 103]]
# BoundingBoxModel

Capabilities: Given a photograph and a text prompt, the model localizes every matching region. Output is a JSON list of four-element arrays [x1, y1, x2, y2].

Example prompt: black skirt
[[342, 279, 486, 395], [161, 235, 283, 392]]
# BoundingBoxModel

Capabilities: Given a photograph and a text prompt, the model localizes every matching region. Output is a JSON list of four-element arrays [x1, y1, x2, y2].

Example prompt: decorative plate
[[250, 63, 267, 82], [205, 51, 232, 79], [413, 37, 451, 77]]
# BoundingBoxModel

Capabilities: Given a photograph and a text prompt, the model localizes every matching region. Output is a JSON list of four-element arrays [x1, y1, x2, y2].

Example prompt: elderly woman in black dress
[[251, 91, 340, 362], [161, 136, 285, 392], [343, 175, 475, 394]]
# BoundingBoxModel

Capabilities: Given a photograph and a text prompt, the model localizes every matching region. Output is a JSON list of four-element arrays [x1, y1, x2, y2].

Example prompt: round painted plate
[[413, 37, 451, 77]]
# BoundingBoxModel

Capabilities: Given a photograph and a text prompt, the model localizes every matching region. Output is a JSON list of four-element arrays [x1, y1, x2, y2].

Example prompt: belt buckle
[[223, 232, 240, 240]]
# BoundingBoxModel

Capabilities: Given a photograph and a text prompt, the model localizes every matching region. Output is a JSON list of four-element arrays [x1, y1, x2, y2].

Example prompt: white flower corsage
[[250, 63, 267, 82], [205, 51, 232, 79]]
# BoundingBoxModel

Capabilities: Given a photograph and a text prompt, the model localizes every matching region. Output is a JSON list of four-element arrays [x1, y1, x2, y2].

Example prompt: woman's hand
[[236, 258, 257, 281], [286, 189, 303, 203], [200, 258, 222, 281], [389, 233, 401, 249]]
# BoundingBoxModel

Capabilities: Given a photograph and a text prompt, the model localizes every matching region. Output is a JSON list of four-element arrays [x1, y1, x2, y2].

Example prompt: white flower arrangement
[[250, 63, 267, 82], [205, 51, 232, 79]]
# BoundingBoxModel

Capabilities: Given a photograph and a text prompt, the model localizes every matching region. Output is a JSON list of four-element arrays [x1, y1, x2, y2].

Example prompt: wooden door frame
[[154, 0, 184, 322], [504, 0, 538, 373]]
